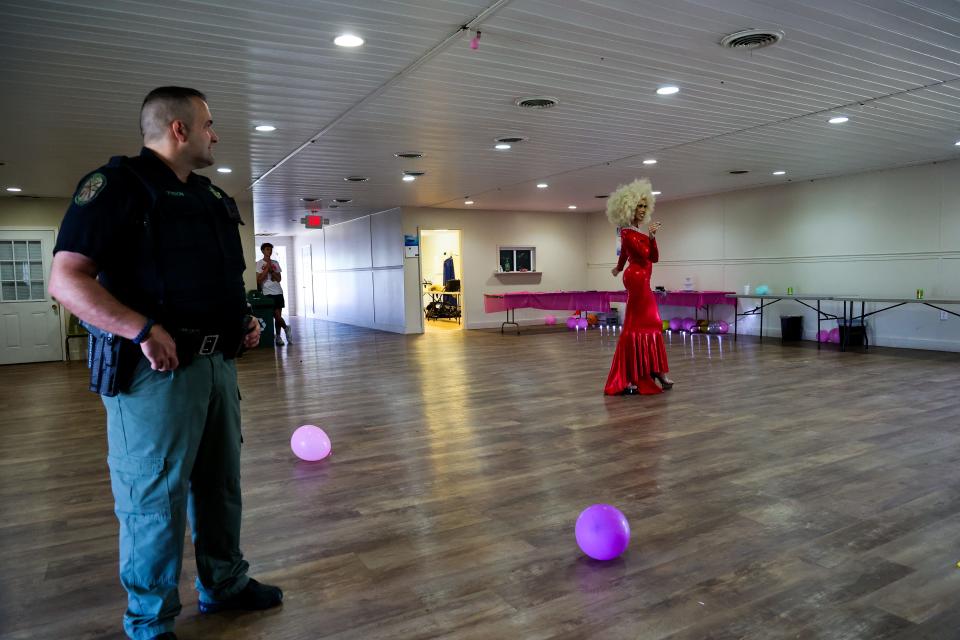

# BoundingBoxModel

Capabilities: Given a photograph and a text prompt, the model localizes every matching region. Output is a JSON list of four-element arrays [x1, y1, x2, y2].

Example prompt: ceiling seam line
[[244, 0, 515, 195]]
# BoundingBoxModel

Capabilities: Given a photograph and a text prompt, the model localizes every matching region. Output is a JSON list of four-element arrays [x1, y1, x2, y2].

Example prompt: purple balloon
[[681, 317, 696, 332], [717, 320, 729, 334], [816, 329, 830, 343], [575, 504, 631, 561], [828, 328, 840, 344], [544, 315, 557, 325], [566, 316, 577, 329], [291, 425, 331, 461], [668, 317, 683, 331], [577, 318, 588, 330]]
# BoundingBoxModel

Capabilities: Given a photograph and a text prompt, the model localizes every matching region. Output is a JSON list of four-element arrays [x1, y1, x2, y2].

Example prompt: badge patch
[[208, 186, 223, 200], [74, 173, 106, 206]]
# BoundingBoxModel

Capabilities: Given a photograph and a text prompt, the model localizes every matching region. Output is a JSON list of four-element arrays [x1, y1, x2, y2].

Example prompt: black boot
[[198, 578, 283, 614]]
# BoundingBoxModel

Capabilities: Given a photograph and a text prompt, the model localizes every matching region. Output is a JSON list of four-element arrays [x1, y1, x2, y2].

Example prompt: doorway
[[0, 229, 63, 364], [420, 229, 463, 332]]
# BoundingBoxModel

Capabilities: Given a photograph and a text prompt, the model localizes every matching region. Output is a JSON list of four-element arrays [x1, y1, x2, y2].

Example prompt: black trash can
[[780, 315, 803, 342], [839, 320, 866, 347], [247, 291, 276, 347]]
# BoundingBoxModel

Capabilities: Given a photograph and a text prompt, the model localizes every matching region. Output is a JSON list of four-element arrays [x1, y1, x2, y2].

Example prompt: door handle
[[52, 303, 60, 315]]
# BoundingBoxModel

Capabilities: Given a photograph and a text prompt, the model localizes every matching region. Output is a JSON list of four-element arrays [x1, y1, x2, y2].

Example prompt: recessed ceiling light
[[828, 116, 849, 124], [536, 183, 548, 188], [656, 85, 680, 95], [494, 143, 511, 150], [464, 199, 474, 205], [6, 187, 22, 192], [255, 125, 276, 132], [402, 175, 416, 182], [334, 34, 364, 47], [772, 170, 786, 175], [567, 205, 577, 209], [642, 159, 658, 165], [652, 191, 662, 195], [955, 140, 960, 146], [217, 167, 232, 173]]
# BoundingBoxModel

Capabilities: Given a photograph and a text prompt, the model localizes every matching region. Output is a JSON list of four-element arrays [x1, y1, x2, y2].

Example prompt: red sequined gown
[[604, 228, 669, 395]]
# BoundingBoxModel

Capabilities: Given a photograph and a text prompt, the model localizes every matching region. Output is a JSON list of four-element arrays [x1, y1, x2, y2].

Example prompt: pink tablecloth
[[656, 290, 735, 307], [483, 290, 735, 313], [483, 291, 621, 313]]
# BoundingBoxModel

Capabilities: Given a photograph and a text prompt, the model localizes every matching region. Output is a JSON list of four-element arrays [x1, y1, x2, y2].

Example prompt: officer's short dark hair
[[140, 86, 207, 142], [260, 243, 274, 252]]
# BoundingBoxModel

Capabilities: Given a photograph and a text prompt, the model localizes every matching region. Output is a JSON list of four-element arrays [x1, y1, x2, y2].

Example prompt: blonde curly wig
[[605, 178, 655, 227]]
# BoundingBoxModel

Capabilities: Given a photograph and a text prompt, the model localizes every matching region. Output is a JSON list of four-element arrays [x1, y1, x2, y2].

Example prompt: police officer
[[49, 87, 282, 640]]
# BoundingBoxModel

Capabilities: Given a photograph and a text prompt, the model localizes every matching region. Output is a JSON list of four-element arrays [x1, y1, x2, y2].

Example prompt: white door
[[0, 229, 63, 365], [300, 245, 314, 317]]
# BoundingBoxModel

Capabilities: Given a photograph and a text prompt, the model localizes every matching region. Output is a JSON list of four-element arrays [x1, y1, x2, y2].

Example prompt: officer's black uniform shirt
[[54, 148, 247, 331]]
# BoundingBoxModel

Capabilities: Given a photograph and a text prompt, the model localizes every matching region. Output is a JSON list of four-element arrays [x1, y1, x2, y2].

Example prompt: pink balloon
[[544, 315, 557, 325], [575, 504, 630, 561], [816, 329, 830, 343], [291, 425, 331, 461], [828, 328, 841, 344], [717, 320, 729, 334], [668, 317, 683, 331]]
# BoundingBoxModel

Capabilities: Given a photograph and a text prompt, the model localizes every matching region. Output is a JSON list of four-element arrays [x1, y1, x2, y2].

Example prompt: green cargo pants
[[102, 353, 250, 639]]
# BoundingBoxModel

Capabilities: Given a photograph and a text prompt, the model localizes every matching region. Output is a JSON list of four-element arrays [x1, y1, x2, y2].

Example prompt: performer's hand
[[141, 324, 179, 371], [611, 267, 621, 277], [648, 221, 662, 235], [243, 316, 261, 349]]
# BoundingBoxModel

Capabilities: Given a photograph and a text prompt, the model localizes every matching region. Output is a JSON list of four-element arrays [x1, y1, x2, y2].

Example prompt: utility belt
[[83, 318, 250, 397]]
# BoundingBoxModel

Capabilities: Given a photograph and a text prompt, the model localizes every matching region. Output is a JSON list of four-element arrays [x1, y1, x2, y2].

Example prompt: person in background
[[256, 242, 292, 345], [604, 178, 675, 395]]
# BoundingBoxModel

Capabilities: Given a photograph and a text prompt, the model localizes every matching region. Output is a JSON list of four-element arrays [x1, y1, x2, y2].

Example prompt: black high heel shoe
[[652, 373, 674, 390]]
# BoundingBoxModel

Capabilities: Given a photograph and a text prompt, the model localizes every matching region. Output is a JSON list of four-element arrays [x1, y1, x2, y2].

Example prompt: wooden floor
[[2, 320, 960, 640]]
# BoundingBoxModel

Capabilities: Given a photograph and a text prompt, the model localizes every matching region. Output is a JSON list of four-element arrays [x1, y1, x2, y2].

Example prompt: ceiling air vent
[[729, 170, 750, 175], [394, 152, 423, 159], [402, 170, 426, 177], [515, 96, 559, 109], [344, 176, 369, 182], [720, 29, 784, 50], [300, 197, 318, 202], [595, 194, 609, 199], [333, 198, 352, 203], [495, 135, 528, 144]]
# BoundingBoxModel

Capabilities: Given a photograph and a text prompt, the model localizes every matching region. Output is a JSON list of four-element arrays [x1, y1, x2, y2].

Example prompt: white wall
[[402, 207, 588, 331], [586, 159, 960, 351], [294, 208, 406, 333]]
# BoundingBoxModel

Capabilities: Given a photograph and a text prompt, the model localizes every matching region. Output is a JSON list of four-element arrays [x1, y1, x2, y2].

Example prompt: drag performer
[[604, 178, 674, 395]]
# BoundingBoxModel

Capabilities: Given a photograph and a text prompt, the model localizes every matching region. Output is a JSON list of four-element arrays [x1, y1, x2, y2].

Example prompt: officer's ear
[[171, 119, 190, 144]]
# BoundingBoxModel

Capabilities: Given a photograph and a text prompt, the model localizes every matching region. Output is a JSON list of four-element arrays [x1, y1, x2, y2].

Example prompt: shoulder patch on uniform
[[74, 172, 107, 206], [208, 185, 223, 199]]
